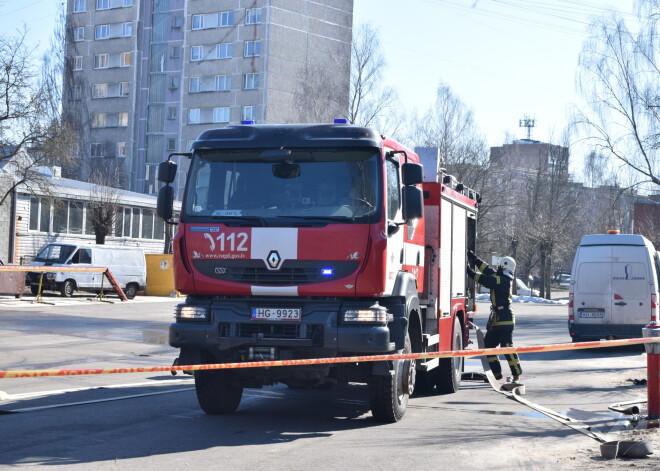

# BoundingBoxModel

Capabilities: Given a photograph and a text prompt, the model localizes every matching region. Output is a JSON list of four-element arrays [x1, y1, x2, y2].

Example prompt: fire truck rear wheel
[[435, 317, 463, 394], [368, 333, 412, 423], [194, 369, 243, 415]]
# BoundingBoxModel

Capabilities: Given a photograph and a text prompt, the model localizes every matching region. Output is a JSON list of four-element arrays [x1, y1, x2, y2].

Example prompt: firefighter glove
[[467, 250, 477, 265]]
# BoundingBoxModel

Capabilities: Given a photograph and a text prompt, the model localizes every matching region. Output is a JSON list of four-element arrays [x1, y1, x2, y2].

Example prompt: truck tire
[[368, 333, 413, 423], [124, 283, 138, 299], [194, 369, 243, 415], [435, 317, 463, 394], [60, 280, 75, 298]]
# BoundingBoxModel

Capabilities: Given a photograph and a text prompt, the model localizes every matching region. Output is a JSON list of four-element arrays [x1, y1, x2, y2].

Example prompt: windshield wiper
[[209, 216, 267, 227], [276, 215, 354, 224]]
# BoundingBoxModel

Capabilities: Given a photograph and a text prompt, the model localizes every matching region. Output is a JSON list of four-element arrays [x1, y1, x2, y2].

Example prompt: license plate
[[578, 309, 604, 318], [251, 307, 301, 321]]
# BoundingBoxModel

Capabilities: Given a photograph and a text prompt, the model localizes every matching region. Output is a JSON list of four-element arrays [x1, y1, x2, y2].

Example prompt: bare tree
[[87, 169, 121, 245], [575, 1, 660, 188], [411, 83, 511, 257], [0, 30, 76, 207], [346, 23, 403, 138]]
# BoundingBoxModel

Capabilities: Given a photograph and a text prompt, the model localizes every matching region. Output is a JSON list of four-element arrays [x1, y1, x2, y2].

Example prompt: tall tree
[[575, 0, 660, 188], [347, 23, 403, 138], [87, 169, 120, 245], [0, 29, 76, 207]]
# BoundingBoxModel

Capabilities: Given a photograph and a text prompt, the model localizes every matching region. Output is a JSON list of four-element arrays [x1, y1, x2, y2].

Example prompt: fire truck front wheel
[[435, 317, 463, 394], [368, 333, 413, 423], [194, 369, 243, 415]]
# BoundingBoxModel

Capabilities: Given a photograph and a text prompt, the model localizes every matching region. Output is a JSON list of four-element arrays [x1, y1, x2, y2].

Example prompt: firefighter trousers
[[484, 327, 522, 379]]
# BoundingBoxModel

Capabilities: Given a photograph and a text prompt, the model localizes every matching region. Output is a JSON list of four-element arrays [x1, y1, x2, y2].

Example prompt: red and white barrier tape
[[2, 337, 658, 379]]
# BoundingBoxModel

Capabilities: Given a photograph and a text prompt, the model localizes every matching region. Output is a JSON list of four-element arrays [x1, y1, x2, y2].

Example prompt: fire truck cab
[[157, 123, 478, 422]]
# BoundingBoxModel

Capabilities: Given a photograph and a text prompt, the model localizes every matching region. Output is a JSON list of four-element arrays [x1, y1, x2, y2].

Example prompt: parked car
[[557, 274, 571, 289], [569, 232, 659, 342], [27, 244, 146, 298]]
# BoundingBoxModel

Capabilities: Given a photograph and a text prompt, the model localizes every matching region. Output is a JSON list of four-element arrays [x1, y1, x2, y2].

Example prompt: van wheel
[[124, 283, 138, 299], [60, 280, 75, 297]]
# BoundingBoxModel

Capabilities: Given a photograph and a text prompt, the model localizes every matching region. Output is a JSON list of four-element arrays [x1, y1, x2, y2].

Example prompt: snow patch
[[475, 293, 568, 305]]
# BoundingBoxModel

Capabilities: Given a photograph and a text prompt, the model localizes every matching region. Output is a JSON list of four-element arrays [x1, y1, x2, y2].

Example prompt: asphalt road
[[0, 293, 657, 470]]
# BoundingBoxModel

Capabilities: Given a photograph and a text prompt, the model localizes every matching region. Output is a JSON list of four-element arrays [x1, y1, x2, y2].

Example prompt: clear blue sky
[[2, 0, 638, 160]]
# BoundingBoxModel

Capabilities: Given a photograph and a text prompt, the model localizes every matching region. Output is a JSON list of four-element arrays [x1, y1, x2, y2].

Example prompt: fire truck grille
[[219, 322, 321, 340], [193, 260, 359, 286]]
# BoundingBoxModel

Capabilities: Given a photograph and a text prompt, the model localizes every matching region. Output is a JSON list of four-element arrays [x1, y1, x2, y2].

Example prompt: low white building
[[0, 152, 179, 264]]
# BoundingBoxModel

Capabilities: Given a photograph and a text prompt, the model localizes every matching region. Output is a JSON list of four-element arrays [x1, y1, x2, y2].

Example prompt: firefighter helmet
[[498, 256, 516, 274]]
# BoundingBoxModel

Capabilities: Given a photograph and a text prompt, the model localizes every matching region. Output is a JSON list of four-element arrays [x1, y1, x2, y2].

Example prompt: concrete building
[[64, 0, 354, 198]]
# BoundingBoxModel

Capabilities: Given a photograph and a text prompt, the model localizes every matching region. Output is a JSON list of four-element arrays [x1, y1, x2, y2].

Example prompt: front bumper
[[169, 297, 397, 360]]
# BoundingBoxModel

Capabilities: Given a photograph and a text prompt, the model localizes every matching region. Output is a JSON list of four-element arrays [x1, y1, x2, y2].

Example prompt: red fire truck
[[157, 123, 479, 422]]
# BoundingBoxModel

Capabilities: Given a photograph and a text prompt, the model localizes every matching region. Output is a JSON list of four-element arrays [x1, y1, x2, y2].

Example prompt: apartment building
[[64, 0, 354, 198]]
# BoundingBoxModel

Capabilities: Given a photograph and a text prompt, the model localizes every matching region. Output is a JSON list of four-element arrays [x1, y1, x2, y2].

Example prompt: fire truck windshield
[[182, 148, 382, 225]]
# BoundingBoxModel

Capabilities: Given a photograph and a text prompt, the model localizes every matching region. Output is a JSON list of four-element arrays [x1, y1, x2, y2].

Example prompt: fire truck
[[157, 122, 479, 422]]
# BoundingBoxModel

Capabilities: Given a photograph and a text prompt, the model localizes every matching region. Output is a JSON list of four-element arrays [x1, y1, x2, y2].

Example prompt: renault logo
[[267, 250, 282, 270]]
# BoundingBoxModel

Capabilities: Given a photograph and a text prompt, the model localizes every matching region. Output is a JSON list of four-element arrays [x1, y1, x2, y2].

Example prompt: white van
[[28, 244, 147, 299], [569, 232, 660, 341]]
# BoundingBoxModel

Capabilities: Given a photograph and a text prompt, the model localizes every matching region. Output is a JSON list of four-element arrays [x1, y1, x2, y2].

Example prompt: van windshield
[[33, 244, 76, 263]]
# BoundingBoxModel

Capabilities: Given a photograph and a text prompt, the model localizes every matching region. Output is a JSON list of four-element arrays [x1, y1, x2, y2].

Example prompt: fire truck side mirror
[[401, 163, 423, 185], [402, 186, 423, 221], [157, 185, 174, 221], [158, 160, 178, 184]]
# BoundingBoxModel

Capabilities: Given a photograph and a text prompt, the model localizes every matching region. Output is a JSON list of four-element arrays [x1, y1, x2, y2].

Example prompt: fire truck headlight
[[343, 304, 391, 323], [175, 304, 208, 321]]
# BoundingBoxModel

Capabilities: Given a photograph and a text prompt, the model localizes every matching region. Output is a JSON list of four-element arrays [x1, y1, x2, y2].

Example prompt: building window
[[117, 142, 128, 157], [120, 82, 130, 96], [94, 54, 109, 69], [74, 0, 86, 13], [95, 25, 109, 40], [73, 56, 83, 70], [172, 15, 183, 28], [122, 22, 132, 37], [96, 0, 110, 9], [242, 105, 257, 122], [244, 40, 261, 57], [191, 45, 202, 61], [167, 138, 176, 151], [29, 197, 39, 231], [213, 107, 230, 123], [219, 11, 234, 27], [171, 45, 181, 58], [170, 77, 180, 89], [120, 52, 131, 66], [167, 107, 177, 120], [118, 112, 128, 127], [188, 108, 200, 124], [92, 114, 106, 128], [91, 142, 105, 157], [216, 75, 231, 91], [92, 83, 108, 99], [189, 77, 200, 93], [217, 43, 233, 59], [70, 85, 82, 100], [73, 27, 85, 41], [192, 14, 203, 30], [245, 8, 262, 25], [244, 73, 259, 90], [124, 0, 133, 6]]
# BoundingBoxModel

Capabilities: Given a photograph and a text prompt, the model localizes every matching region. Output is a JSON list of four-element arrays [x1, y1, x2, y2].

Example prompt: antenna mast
[[519, 116, 535, 140]]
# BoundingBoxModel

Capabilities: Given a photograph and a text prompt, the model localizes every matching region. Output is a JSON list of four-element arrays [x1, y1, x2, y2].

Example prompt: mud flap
[[389, 316, 408, 351]]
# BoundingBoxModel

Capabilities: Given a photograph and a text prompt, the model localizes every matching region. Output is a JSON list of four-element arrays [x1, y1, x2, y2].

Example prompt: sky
[[0, 0, 641, 174]]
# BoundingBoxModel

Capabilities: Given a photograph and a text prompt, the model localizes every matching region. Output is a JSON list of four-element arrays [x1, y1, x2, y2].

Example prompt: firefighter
[[467, 250, 522, 381]]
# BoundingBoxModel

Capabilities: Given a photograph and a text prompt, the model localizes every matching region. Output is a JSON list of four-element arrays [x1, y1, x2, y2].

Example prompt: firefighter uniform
[[467, 253, 523, 381]]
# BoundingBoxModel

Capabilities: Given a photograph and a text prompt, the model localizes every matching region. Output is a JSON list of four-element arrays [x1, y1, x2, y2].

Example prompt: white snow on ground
[[475, 293, 568, 305]]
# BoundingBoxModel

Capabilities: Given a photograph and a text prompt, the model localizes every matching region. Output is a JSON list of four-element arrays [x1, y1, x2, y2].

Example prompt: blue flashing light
[[321, 268, 334, 276], [241, 120, 255, 125], [333, 118, 348, 124]]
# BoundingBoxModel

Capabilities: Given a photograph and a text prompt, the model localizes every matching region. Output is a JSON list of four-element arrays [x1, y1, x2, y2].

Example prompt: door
[[610, 246, 652, 326], [68, 248, 93, 288]]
